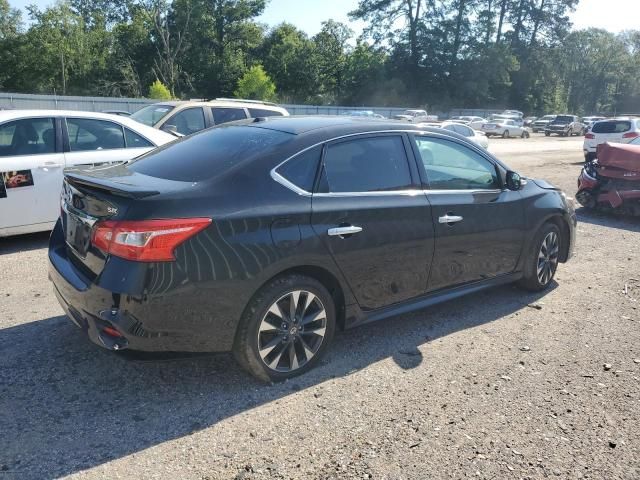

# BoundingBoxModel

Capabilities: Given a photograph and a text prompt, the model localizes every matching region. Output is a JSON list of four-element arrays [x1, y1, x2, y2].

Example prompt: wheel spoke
[[288, 341, 299, 370], [259, 318, 280, 333], [303, 292, 316, 312], [268, 343, 287, 369], [259, 334, 284, 359], [301, 309, 326, 326], [299, 336, 315, 361], [301, 324, 326, 337], [290, 291, 300, 322], [268, 302, 287, 321]]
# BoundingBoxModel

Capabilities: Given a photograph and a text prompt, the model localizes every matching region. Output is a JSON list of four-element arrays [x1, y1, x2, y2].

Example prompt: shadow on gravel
[[575, 207, 640, 232], [0, 282, 554, 479], [0, 231, 50, 255]]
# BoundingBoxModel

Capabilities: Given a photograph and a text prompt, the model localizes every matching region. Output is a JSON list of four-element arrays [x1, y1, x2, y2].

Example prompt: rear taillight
[[585, 133, 595, 139], [92, 218, 212, 262], [622, 132, 639, 139]]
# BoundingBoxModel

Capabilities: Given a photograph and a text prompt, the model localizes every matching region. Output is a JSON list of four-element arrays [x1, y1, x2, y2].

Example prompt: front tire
[[233, 275, 336, 382], [521, 130, 529, 139], [502, 130, 510, 139], [545, 131, 550, 137], [518, 223, 561, 292]]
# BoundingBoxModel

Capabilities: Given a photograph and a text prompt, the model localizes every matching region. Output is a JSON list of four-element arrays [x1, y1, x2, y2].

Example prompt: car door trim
[[271, 129, 504, 196]]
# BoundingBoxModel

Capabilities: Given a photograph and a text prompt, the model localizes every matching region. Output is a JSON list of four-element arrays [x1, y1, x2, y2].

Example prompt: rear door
[[311, 133, 435, 311], [63, 117, 153, 168], [410, 134, 525, 291], [0, 116, 65, 230]]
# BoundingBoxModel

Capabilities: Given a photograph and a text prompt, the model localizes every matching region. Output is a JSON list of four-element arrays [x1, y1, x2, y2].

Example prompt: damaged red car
[[576, 140, 640, 215]]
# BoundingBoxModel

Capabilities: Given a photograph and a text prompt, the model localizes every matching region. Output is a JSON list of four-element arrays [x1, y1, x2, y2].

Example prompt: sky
[[7, 0, 639, 36]]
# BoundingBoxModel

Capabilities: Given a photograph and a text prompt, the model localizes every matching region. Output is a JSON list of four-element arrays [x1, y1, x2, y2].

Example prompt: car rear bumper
[[48, 220, 236, 353]]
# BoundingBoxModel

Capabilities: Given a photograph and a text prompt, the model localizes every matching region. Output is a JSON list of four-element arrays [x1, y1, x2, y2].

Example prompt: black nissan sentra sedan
[[49, 116, 576, 381]]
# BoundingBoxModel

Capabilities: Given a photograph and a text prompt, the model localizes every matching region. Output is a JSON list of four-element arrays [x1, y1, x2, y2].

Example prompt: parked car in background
[[582, 116, 606, 131], [481, 119, 529, 138], [48, 116, 575, 381], [420, 121, 489, 149], [0, 110, 175, 237], [340, 110, 385, 119], [130, 98, 289, 136], [451, 116, 486, 130], [392, 109, 436, 122], [576, 142, 640, 215], [583, 118, 640, 161], [103, 110, 132, 117], [490, 114, 524, 127], [544, 115, 584, 137], [532, 115, 556, 132]]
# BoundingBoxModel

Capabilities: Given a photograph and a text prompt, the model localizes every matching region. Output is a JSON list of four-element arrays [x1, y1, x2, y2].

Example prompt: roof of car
[[144, 99, 287, 110], [242, 115, 435, 136]]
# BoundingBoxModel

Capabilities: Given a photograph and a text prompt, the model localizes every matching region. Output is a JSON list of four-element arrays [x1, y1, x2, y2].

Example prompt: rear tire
[[233, 274, 336, 382], [502, 130, 510, 139], [518, 223, 561, 292], [545, 131, 550, 137], [521, 130, 529, 139]]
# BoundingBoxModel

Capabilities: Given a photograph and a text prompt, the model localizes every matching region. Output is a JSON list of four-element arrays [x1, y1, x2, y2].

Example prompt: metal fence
[[0, 91, 431, 118]]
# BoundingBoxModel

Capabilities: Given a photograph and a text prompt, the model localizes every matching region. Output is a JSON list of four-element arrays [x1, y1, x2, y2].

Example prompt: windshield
[[542, 116, 556, 120], [130, 104, 175, 127], [553, 115, 573, 123]]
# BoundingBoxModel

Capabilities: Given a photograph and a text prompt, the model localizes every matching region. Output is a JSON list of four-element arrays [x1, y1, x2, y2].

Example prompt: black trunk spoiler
[[65, 171, 160, 199]]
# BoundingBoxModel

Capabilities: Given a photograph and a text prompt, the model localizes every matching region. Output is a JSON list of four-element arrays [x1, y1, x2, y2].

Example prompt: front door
[[0, 116, 65, 231], [410, 134, 525, 291], [311, 134, 435, 311]]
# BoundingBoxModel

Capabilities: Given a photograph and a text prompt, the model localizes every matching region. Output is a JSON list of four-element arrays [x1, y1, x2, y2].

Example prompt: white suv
[[583, 118, 640, 161]]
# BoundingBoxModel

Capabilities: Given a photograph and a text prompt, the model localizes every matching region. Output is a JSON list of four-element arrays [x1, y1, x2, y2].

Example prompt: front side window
[[212, 107, 248, 125], [413, 136, 500, 190], [66, 118, 125, 152], [0, 118, 55, 157], [321, 136, 412, 193], [165, 108, 206, 135]]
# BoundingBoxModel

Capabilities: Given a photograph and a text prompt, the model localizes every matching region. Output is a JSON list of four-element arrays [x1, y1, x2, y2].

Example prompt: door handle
[[38, 162, 63, 169], [328, 225, 363, 238], [438, 214, 463, 225]]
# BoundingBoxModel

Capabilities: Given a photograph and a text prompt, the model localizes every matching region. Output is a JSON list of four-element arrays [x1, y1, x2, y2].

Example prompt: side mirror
[[506, 171, 523, 191], [161, 124, 178, 134]]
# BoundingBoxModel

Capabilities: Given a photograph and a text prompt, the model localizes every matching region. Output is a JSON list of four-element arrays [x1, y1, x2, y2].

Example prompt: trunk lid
[[61, 163, 197, 277]]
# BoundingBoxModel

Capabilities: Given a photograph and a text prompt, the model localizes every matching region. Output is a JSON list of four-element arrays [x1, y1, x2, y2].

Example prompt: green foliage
[[234, 65, 276, 101], [148, 79, 172, 99], [0, 0, 639, 115]]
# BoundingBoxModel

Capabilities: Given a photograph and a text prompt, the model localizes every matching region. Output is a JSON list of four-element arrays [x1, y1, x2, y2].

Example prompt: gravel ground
[[1, 134, 639, 480]]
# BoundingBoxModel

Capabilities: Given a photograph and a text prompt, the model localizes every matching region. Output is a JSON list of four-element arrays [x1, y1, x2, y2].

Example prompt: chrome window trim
[[270, 129, 503, 197]]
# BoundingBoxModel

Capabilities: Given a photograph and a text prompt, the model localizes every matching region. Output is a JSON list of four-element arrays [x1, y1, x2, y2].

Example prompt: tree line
[[1, 0, 639, 115]]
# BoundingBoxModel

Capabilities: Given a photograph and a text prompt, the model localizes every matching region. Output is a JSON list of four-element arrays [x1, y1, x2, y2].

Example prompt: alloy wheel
[[537, 231, 559, 286], [257, 290, 327, 373]]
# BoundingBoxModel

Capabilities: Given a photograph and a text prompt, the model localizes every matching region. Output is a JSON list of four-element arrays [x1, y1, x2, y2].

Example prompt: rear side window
[[212, 108, 247, 125], [591, 121, 631, 134], [67, 118, 125, 152], [128, 125, 293, 182], [276, 145, 322, 192], [124, 128, 154, 148], [0, 117, 55, 157], [321, 136, 412, 193], [249, 108, 283, 118]]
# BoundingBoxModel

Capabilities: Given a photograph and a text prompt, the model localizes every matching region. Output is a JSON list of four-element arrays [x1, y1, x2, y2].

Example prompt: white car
[[419, 121, 489, 149], [455, 116, 487, 130], [0, 110, 175, 237], [582, 116, 606, 131], [481, 119, 529, 138], [583, 118, 640, 161], [393, 109, 434, 122]]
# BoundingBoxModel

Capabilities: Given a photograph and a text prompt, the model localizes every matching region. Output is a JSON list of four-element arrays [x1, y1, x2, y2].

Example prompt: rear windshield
[[591, 120, 631, 134], [127, 125, 293, 181]]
